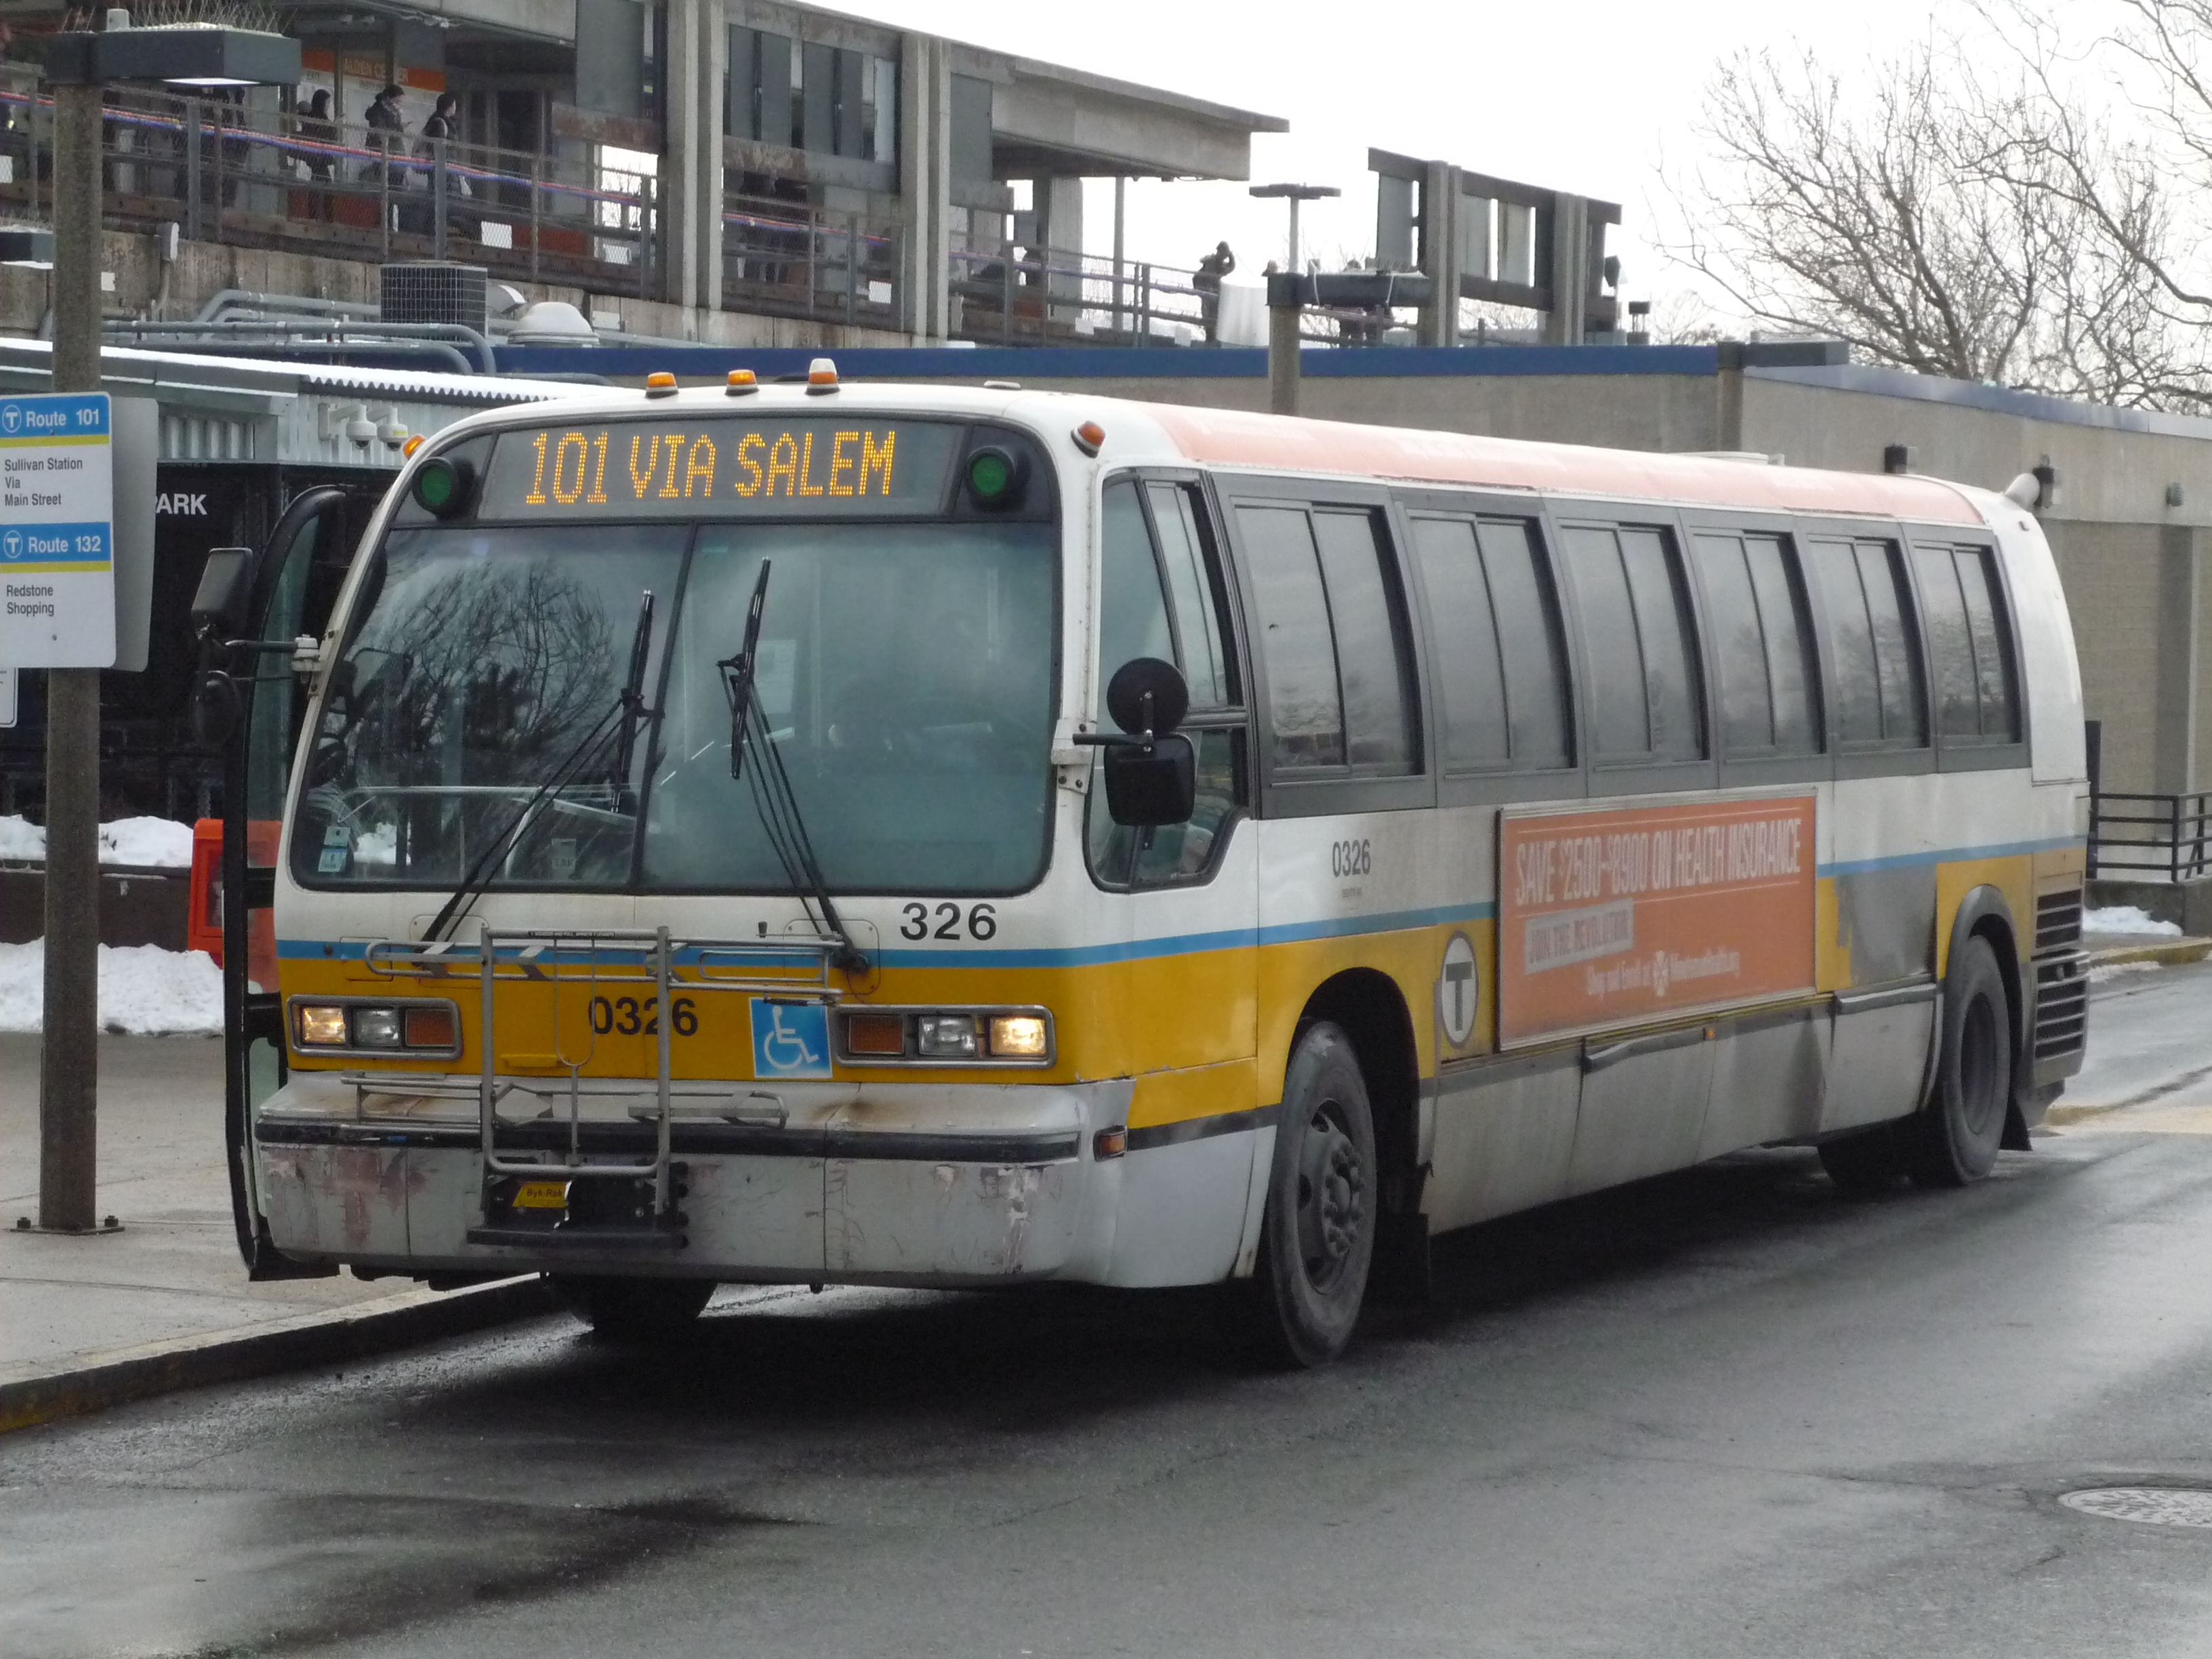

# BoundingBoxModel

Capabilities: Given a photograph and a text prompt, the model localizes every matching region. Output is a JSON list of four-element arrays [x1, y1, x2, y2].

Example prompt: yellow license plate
[[513, 1180, 570, 1210]]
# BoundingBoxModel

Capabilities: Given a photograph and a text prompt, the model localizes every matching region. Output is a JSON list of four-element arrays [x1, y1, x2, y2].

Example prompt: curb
[[2086, 937, 2212, 968], [0, 1275, 558, 1435]]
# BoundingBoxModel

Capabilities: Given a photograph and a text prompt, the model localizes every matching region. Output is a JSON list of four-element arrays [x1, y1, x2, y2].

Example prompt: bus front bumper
[[251, 1071, 1173, 1286]]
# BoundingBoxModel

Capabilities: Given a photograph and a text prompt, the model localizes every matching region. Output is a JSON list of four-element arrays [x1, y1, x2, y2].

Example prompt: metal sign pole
[[40, 78, 105, 1235]]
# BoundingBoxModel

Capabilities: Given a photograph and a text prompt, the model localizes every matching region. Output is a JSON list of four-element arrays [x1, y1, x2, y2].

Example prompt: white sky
[[840, 0, 1992, 319]]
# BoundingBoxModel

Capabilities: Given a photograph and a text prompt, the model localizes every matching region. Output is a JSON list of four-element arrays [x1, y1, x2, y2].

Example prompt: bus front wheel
[[1233, 1021, 1378, 1368], [1907, 935, 2013, 1188], [554, 1275, 715, 1343]]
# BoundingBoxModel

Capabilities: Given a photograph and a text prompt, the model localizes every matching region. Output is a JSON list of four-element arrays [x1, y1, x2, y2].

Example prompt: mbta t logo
[[0, 403, 20, 436]]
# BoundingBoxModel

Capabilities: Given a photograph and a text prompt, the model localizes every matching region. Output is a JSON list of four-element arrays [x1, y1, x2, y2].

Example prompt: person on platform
[[1195, 241, 1236, 344]]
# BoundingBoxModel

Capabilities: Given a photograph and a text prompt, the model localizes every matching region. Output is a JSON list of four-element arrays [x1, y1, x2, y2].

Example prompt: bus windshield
[[293, 518, 1059, 897]]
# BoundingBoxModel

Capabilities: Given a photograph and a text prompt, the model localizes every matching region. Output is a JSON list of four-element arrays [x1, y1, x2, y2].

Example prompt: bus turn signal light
[[1093, 1126, 1127, 1160], [846, 1011, 906, 1055], [404, 1005, 457, 1049]]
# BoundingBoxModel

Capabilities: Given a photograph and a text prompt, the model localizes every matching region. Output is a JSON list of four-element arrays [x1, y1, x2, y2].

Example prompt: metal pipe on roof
[[192, 288, 382, 325], [104, 319, 497, 373], [100, 335, 480, 377]]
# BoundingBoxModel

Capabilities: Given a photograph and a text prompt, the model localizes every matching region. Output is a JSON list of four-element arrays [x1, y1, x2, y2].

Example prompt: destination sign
[[479, 419, 963, 519]]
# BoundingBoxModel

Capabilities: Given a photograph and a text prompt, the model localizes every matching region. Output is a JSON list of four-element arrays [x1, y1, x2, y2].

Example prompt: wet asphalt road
[[11, 964, 2212, 1658]]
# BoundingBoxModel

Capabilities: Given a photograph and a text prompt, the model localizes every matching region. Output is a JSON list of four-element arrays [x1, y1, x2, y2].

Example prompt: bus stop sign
[[1, 392, 116, 668]]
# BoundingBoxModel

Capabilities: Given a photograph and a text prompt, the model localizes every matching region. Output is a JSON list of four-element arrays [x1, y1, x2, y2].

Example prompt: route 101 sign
[[1, 392, 116, 668]]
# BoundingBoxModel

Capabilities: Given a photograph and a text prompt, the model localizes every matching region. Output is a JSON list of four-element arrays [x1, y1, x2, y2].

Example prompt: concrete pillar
[[899, 33, 951, 342], [2154, 524, 2200, 795], [1542, 192, 1589, 345], [1418, 159, 1458, 348], [661, 0, 726, 319], [1039, 175, 1083, 323]]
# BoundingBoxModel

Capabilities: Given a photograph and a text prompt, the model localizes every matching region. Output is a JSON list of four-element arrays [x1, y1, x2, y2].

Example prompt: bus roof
[[1140, 403, 1986, 525]]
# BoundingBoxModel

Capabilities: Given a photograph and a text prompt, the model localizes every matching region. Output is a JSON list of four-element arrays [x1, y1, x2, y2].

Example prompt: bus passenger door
[[1097, 476, 1261, 1284], [199, 487, 363, 1278]]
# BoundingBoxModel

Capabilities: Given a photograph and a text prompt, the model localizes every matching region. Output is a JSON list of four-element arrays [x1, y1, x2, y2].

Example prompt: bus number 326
[[588, 995, 699, 1037]]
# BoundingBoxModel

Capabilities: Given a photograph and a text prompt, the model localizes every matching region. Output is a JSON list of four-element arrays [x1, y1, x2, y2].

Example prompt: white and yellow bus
[[198, 367, 2088, 1364]]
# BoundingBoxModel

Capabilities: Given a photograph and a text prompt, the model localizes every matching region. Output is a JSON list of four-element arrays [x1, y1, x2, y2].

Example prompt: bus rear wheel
[[1232, 1021, 1378, 1369], [554, 1275, 715, 1343], [1906, 935, 2013, 1188]]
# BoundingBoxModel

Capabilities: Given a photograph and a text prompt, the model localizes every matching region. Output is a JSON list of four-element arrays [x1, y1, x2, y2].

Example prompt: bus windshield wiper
[[716, 561, 869, 975], [609, 590, 656, 798], [423, 591, 657, 944]]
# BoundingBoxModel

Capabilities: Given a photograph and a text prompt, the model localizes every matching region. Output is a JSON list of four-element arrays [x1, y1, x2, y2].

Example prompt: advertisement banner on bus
[[1497, 792, 1818, 1047]]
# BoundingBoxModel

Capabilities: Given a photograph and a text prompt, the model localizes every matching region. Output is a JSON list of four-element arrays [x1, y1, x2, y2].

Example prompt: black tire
[[1817, 1125, 1906, 1195], [554, 1275, 715, 1343], [1906, 935, 2013, 1188], [1231, 1021, 1378, 1368]]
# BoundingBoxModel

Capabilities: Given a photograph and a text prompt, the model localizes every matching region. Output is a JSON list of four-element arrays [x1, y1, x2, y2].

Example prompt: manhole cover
[[2061, 1488, 2212, 1528]]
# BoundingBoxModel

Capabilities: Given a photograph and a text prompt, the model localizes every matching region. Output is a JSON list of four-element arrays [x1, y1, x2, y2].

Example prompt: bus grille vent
[[2032, 887, 2089, 1064], [2035, 890, 2083, 954]]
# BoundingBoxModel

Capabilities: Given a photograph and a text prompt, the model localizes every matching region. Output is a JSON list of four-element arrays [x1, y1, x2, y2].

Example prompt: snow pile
[[0, 815, 197, 868], [100, 817, 197, 868], [0, 816, 42, 862], [0, 939, 224, 1036], [2085, 905, 2183, 937]]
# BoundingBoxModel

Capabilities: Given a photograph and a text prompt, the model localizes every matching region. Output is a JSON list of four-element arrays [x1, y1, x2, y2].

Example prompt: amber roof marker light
[[1072, 420, 1106, 457], [726, 369, 759, 396], [806, 356, 840, 394], [645, 370, 678, 398]]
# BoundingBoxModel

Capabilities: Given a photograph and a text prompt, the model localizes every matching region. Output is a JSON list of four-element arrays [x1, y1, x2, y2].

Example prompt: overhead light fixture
[[43, 24, 302, 91]]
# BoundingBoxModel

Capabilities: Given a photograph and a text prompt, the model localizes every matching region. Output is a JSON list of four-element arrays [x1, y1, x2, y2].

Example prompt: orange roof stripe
[[1143, 404, 1983, 525]]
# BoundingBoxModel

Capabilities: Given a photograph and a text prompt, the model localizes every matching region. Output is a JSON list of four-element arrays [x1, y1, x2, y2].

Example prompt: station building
[[0, 0, 1282, 348]]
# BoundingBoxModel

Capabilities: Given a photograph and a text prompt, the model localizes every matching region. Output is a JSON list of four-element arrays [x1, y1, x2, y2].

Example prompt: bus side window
[[1914, 544, 2020, 745], [1561, 523, 1706, 764], [1410, 514, 1572, 772], [1811, 537, 1928, 749], [1692, 530, 1822, 758], [1090, 478, 1248, 889], [1237, 501, 1419, 776], [1145, 482, 1233, 708]]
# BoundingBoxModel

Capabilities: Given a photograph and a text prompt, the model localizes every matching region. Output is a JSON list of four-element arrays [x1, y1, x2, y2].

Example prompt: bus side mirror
[[190, 547, 255, 640], [1098, 657, 1195, 827], [1103, 733, 1195, 827]]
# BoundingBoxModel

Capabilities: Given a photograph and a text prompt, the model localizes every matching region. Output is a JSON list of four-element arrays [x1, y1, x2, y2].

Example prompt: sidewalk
[[0, 1033, 548, 1429]]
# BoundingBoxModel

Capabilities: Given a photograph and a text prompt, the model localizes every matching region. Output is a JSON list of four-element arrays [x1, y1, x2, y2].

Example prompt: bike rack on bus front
[[361, 922, 848, 1250]]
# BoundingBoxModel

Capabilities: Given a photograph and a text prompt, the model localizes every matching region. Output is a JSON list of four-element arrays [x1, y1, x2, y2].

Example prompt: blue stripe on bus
[[276, 901, 1499, 974], [272, 836, 2078, 972], [1816, 836, 2076, 878]]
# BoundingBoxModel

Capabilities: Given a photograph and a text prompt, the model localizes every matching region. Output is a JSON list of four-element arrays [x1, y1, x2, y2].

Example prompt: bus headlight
[[836, 1006, 1054, 1065], [916, 1014, 980, 1058], [289, 998, 463, 1057], [987, 1015, 1049, 1057]]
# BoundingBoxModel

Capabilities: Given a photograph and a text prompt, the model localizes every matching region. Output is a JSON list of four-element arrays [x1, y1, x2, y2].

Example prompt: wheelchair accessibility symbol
[[750, 998, 832, 1080]]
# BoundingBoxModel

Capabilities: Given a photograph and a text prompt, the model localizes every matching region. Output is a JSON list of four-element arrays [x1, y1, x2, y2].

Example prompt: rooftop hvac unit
[[380, 262, 489, 334]]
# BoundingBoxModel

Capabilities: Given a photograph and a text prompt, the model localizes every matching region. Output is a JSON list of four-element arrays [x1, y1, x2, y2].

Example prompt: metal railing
[[722, 184, 902, 331], [2, 68, 657, 295], [2087, 789, 2212, 882]]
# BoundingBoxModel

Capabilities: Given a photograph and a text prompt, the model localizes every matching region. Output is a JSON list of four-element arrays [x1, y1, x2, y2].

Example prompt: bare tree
[[1664, 39, 2209, 407]]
